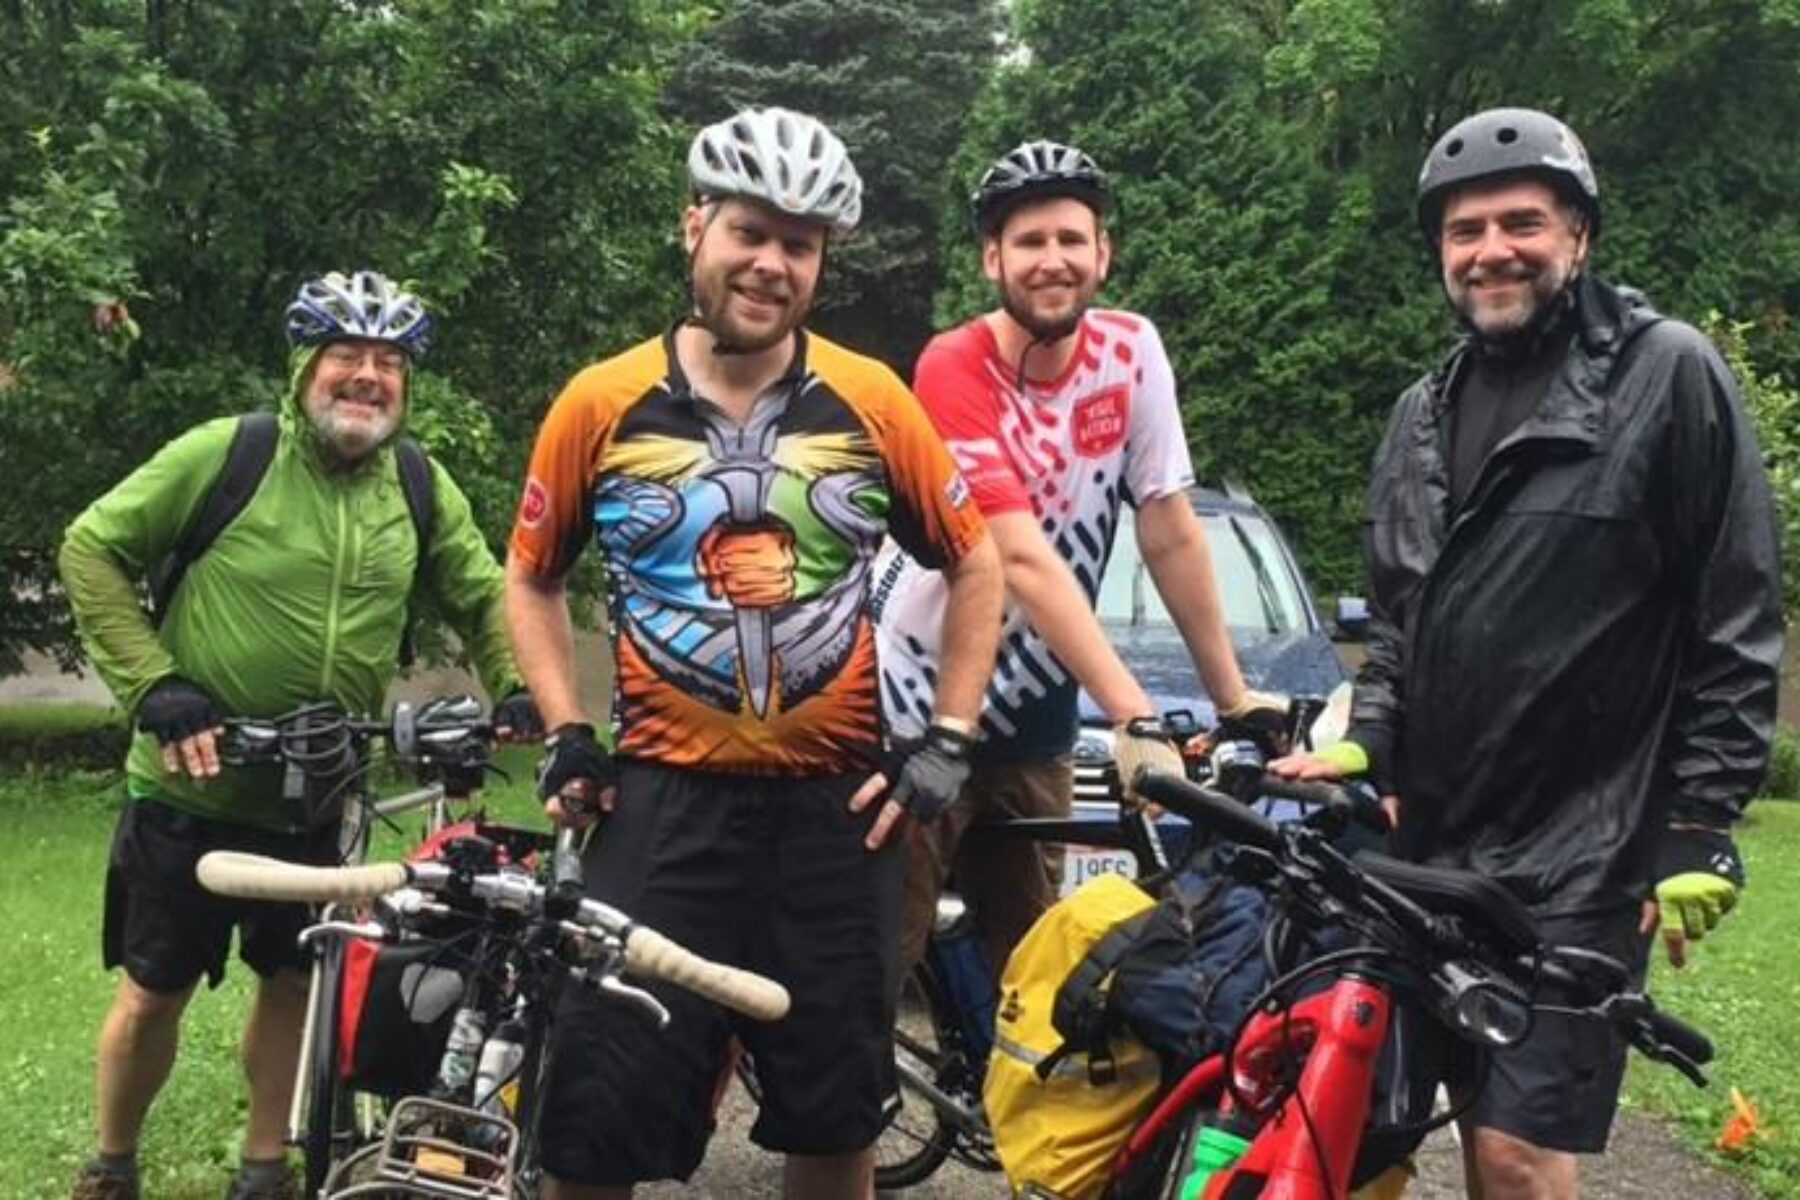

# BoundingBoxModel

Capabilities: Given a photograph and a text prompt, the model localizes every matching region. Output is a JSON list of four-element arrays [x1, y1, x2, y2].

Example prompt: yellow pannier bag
[[984, 873, 1163, 1200]]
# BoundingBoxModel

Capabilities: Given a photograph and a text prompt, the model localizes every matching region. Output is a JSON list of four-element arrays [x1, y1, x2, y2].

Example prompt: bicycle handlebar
[[194, 849, 790, 1022], [1132, 768, 1712, 1081]]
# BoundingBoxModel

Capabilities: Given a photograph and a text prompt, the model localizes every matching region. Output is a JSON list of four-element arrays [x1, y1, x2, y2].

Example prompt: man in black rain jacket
[[1276, 108, 1784, 1199]]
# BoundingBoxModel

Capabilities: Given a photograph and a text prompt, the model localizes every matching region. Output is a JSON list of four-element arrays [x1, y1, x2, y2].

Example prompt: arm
[[987, 511, 1156, 723], [58, 420, 234, 711], [1134, 491, 1250, 713], [1660, 336, 1785, 830], [928, 534, 1005, 725], [502, 556, 586, 730]]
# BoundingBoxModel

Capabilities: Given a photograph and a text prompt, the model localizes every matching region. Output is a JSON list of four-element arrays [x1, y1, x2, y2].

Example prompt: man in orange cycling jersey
[[504, 107, 1003, 1200]]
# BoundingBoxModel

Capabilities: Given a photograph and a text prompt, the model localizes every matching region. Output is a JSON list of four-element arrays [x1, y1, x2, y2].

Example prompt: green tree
[[664, 0, 1004, 370], [0, 1, 697, 674], [954, 0, 1800, 596]]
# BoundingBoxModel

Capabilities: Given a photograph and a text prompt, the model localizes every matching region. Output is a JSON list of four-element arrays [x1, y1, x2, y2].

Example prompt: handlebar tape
[[195, 851, 409, 902], [622, 926, 792, 1022], [1133, 769, 1281, 853]]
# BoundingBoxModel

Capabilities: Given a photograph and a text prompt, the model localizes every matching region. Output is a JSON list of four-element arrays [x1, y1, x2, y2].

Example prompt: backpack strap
[[148, 412, 279, 624], [1039, 906, 1160, 1081], [392, 436, 435, 668]]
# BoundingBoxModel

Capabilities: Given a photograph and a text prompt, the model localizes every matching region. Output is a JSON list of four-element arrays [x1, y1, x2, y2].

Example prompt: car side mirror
[[1333, 596, 1370, 643]]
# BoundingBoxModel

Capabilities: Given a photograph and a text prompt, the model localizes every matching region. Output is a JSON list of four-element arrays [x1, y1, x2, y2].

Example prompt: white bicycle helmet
[[284, 270, 434, 360], [687, 107, 863, 234]]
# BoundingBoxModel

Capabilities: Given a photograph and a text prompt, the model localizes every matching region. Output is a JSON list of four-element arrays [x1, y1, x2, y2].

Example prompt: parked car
[[1062, 483, 1362, 893]]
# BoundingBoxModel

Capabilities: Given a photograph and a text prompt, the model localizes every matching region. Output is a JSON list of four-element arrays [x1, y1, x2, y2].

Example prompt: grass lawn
[[0, 749, 546, 1200], [1623, 800, 1800, 1199], [1, 737, 1795, 1197]]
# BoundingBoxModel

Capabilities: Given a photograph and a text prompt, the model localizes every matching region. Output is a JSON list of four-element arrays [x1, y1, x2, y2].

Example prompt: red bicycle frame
[[1115, 977, 1393, 1199]]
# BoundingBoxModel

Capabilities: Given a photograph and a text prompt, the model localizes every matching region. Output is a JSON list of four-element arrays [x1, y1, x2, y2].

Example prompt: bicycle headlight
[[1435, 961, 1533, 1047]]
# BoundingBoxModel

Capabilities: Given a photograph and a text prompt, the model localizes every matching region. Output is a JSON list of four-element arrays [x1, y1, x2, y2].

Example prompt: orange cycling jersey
[[511, 329, 985, 775]]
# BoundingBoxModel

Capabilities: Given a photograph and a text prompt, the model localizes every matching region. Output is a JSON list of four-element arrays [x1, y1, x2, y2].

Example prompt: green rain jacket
[[59, 353, 521, 831]]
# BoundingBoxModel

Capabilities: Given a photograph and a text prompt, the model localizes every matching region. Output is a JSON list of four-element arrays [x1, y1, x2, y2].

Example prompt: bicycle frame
[[1118, 977, 1395, 1199]]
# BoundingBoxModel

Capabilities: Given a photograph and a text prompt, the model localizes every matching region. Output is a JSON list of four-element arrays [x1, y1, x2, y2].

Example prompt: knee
[[107, 976, 192, 1040], [1471, 1127, 1574, 1200]]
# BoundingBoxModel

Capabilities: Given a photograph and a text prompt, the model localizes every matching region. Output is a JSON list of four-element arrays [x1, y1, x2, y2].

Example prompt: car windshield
[[1096, 506, 1309, 635]]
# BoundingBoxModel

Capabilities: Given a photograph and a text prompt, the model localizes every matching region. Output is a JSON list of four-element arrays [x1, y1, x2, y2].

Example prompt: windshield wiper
[[1226, 515, 1284, 634]]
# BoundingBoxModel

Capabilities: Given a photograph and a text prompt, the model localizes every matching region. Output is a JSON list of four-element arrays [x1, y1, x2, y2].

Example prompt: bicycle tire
[[303, 936, 355, 1196], [874, 961, 961, 1190]]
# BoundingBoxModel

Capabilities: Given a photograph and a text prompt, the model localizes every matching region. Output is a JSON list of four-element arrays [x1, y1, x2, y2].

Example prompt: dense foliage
[[0, 0, 696, 673], [664, 0, 1004, 368], [3, 0, 1796, 677], [950, 0, 1800, 595]]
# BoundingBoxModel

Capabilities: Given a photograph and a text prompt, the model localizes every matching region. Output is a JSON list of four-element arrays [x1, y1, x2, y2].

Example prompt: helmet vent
[[1496, 126, 1520, 145], [1445, 138, 1465, 158]]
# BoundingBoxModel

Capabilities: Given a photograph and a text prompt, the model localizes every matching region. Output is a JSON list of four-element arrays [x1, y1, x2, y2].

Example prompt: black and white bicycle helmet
[[283, 270, 434, 360], [688, 107, 863, 234], [1417, 108, 1600, 243], [971, 139, 1113, 235]]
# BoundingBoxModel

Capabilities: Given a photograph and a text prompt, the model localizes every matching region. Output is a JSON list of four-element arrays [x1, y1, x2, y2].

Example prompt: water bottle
[[434, 1006, 487, 1098], [1176, 1113, 1254, 1199], [472, 1018, 526, 1116]]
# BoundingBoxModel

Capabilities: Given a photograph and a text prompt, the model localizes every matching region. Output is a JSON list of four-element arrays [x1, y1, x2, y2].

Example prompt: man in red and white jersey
[[872, 140, 1285, 972]]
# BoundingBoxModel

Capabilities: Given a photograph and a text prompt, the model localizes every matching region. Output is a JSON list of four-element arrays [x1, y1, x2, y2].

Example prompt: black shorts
[[1437, 905, 1653, 1153], [537, 762, 905, 1186], [104, 800, 339, 994]]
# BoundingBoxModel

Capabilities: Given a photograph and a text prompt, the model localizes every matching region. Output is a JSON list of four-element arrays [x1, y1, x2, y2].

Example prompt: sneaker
[[70, 1163, 139, 1200], [221, 1165, 299, 1200]]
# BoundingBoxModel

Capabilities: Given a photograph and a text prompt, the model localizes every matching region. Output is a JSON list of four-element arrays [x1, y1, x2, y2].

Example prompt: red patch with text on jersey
[[520, 477, 549, 529], [1072, 386, 1129, 457]]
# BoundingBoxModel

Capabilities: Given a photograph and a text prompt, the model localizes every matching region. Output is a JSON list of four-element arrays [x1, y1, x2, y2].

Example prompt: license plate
[[1060, 844, 1137, 898]]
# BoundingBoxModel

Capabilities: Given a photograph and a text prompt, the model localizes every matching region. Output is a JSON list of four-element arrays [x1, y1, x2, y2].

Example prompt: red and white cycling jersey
[[872, 310, 1194, 755]]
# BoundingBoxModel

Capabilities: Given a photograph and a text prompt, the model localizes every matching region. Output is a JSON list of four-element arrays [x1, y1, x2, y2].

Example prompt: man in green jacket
[[59, 271, 535, 1200]]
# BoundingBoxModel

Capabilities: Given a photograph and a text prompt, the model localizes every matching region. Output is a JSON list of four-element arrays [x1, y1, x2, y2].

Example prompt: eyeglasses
[[321, 344, 408, 375]]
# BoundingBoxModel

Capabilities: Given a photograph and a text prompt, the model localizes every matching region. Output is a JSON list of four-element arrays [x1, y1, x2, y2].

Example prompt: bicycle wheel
[[874, 962, 961, 1190], [302, 936, 362, 1196]]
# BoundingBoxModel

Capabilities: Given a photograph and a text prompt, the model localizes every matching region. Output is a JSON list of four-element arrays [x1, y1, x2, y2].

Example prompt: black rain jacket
[[1348, 275, 1785, 916]]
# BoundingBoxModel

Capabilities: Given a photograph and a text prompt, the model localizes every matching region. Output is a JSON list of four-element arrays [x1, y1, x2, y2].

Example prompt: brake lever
[[574, 967, 671, 1028]]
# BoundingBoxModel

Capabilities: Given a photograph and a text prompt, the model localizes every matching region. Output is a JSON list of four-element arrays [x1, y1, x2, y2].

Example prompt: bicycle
[[872, 702, 1343, 1190], [215, 695, 502, 1196], [1102, 767, 1714, 1200], [197, 827, 789, 1198]]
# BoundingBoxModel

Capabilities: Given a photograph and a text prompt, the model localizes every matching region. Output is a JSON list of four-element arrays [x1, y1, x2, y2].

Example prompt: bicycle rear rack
[[322, 1096, 518, 1198]]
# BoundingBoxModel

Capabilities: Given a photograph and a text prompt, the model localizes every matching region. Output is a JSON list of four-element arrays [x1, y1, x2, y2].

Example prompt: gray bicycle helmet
[[284, 270, 434, 360], [1416, 108, 1599, 243], [688, 107, 863, 234], [971, 140, 1113, 235]]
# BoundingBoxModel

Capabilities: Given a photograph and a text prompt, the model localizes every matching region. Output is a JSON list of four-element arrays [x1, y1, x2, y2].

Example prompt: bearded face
[[303, 339, 407, 462]]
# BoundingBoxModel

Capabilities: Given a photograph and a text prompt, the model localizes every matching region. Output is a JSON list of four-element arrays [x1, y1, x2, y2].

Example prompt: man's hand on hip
[[137, 676, 223, 780], [850, 723, 975, 851], [1651, 825, 1745, 969]]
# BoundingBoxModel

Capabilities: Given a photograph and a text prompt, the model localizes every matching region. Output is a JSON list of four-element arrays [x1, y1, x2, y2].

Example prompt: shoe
[[222, 1165, 299, 1200], [70, 1163, 139, 1200]]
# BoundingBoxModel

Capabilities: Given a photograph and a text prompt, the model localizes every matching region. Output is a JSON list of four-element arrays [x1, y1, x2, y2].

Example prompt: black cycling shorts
[[103, 800, 338, 994], [537, 761, 905, 1186], [1436, 904, 1653, 1154]]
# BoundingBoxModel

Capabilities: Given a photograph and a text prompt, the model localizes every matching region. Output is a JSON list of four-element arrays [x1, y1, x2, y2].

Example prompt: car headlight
[[1073, 727, 1116, 763]]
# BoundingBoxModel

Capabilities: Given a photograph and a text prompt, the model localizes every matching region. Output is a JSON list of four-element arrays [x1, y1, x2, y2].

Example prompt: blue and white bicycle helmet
[[688, 107, 863, 234], [283, 270, 434, 360]]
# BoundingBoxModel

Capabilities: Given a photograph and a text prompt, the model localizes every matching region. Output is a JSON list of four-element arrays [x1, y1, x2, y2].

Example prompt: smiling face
[[684, 198, 826, 354], [1439, 176, 1589, 339], [983, 195, 1111, 342], [302, 338, 407, 462]]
